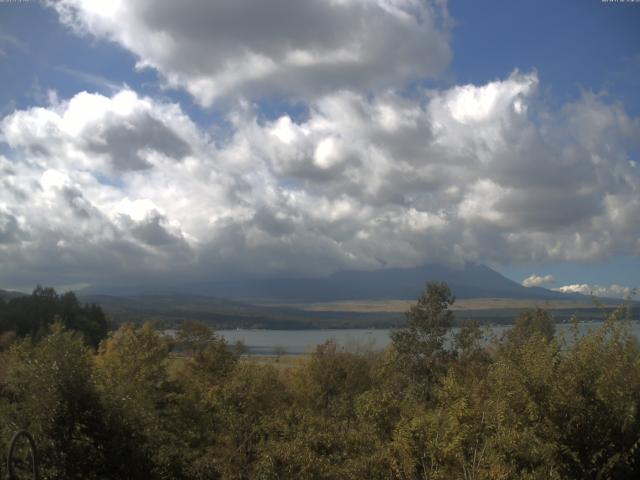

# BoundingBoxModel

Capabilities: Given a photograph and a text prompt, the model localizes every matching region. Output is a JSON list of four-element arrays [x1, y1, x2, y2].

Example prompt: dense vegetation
[[0, 282, 639, 479], [0, 286, 108, 348]]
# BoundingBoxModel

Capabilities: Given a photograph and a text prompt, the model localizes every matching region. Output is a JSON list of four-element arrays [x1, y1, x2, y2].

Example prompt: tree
[[0, 287, 108, 348], [211, 363, 289, 480], [95, 322, 178, 479], [175, 320, 237, 385], [454, 319, 489, 365], [499, 308, 555, 359], [390, 281, 455, 401], [0, 323, 118, 479]]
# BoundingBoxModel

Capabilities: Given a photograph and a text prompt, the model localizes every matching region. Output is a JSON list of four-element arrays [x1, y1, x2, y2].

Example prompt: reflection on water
[[216, 321, 640, 356]]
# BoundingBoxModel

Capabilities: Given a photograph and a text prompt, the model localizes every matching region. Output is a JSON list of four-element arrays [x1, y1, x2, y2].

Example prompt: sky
[[0, 0, 639, 297]]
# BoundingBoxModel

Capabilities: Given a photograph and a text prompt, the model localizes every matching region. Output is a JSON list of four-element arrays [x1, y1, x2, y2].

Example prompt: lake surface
[[217, 321, 640, 356]]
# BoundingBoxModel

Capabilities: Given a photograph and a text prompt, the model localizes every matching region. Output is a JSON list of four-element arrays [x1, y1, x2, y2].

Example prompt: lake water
[[217, 321, 640, 356]]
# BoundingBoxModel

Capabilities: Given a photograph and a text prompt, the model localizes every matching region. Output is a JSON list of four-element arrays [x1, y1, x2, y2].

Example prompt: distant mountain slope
[[78, 293, 400, 329], [84, 263, 585, 302], [78, 263, 635, 329], [197, 263, 584, 302], [0, 289, 28, 301]]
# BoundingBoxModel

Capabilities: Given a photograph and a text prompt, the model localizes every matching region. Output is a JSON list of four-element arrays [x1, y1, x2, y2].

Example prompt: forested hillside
[[0, 286, 108, 348], [0, 283, 639, 479]]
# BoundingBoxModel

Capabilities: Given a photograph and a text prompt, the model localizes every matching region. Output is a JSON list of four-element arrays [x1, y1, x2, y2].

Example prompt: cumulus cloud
[[522, 274, 555, 288], [2, 90, 199, 173], [555, 284, 636, 299], [1, 71, 640, 287], [0, 210, 25, 245], [46, 0, 452, 106]]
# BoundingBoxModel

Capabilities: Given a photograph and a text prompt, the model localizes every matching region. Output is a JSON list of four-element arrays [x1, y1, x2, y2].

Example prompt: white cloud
[[1, 90, 200, 173], [46, 0, 452, 106], [1, 71, 640, 287], [522, 274, 555, 288], [555, 284, 636, 299]]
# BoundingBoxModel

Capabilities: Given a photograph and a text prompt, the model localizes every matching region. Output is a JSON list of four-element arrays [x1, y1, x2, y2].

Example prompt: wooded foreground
[[1, 283, 639, 479]]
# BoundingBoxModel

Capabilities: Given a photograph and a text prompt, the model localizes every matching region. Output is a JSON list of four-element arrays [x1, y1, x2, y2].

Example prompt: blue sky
[[0, 0, 639, 296], [3, 1, 639, 119], [450, 1, 640, 113]]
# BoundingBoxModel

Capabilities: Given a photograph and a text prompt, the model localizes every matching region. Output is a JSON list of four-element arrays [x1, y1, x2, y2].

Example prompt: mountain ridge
[[80, 262, 585, 302], [0, 289, 28, 301]]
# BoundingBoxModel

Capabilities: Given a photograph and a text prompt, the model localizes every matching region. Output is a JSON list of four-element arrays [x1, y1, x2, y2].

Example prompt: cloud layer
[[1, 70, 639, 287], [47, 0, 452, 106], [555, 284, 635, 299], [522, 274, 555, 288]]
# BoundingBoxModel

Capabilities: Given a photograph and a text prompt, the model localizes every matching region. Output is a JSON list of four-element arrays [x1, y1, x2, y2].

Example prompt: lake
[[217, 321, 640, 356]]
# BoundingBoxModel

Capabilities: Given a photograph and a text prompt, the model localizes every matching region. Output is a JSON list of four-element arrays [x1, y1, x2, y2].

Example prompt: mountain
[[0, 289, 28, 301], [201, 263, 584, 302], [82, 263, 585, 303], [75, 264, 636, 328]]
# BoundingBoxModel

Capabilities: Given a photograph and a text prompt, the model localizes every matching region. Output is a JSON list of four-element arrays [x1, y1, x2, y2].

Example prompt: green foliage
[[294, 339, 372, 416], [0, 286, 108, 348], [95, 322, 185, 479], [0, 323, 139, 479], [1, 323, 98, 478], [430, 306, 640, 479], [175, 320, 237, 386], [1, 282, 640, 479], [256, 343, 386, 479], [390, 281, 455, 401], [503, 307, 556, 349], [210, 362, 288, 479]]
